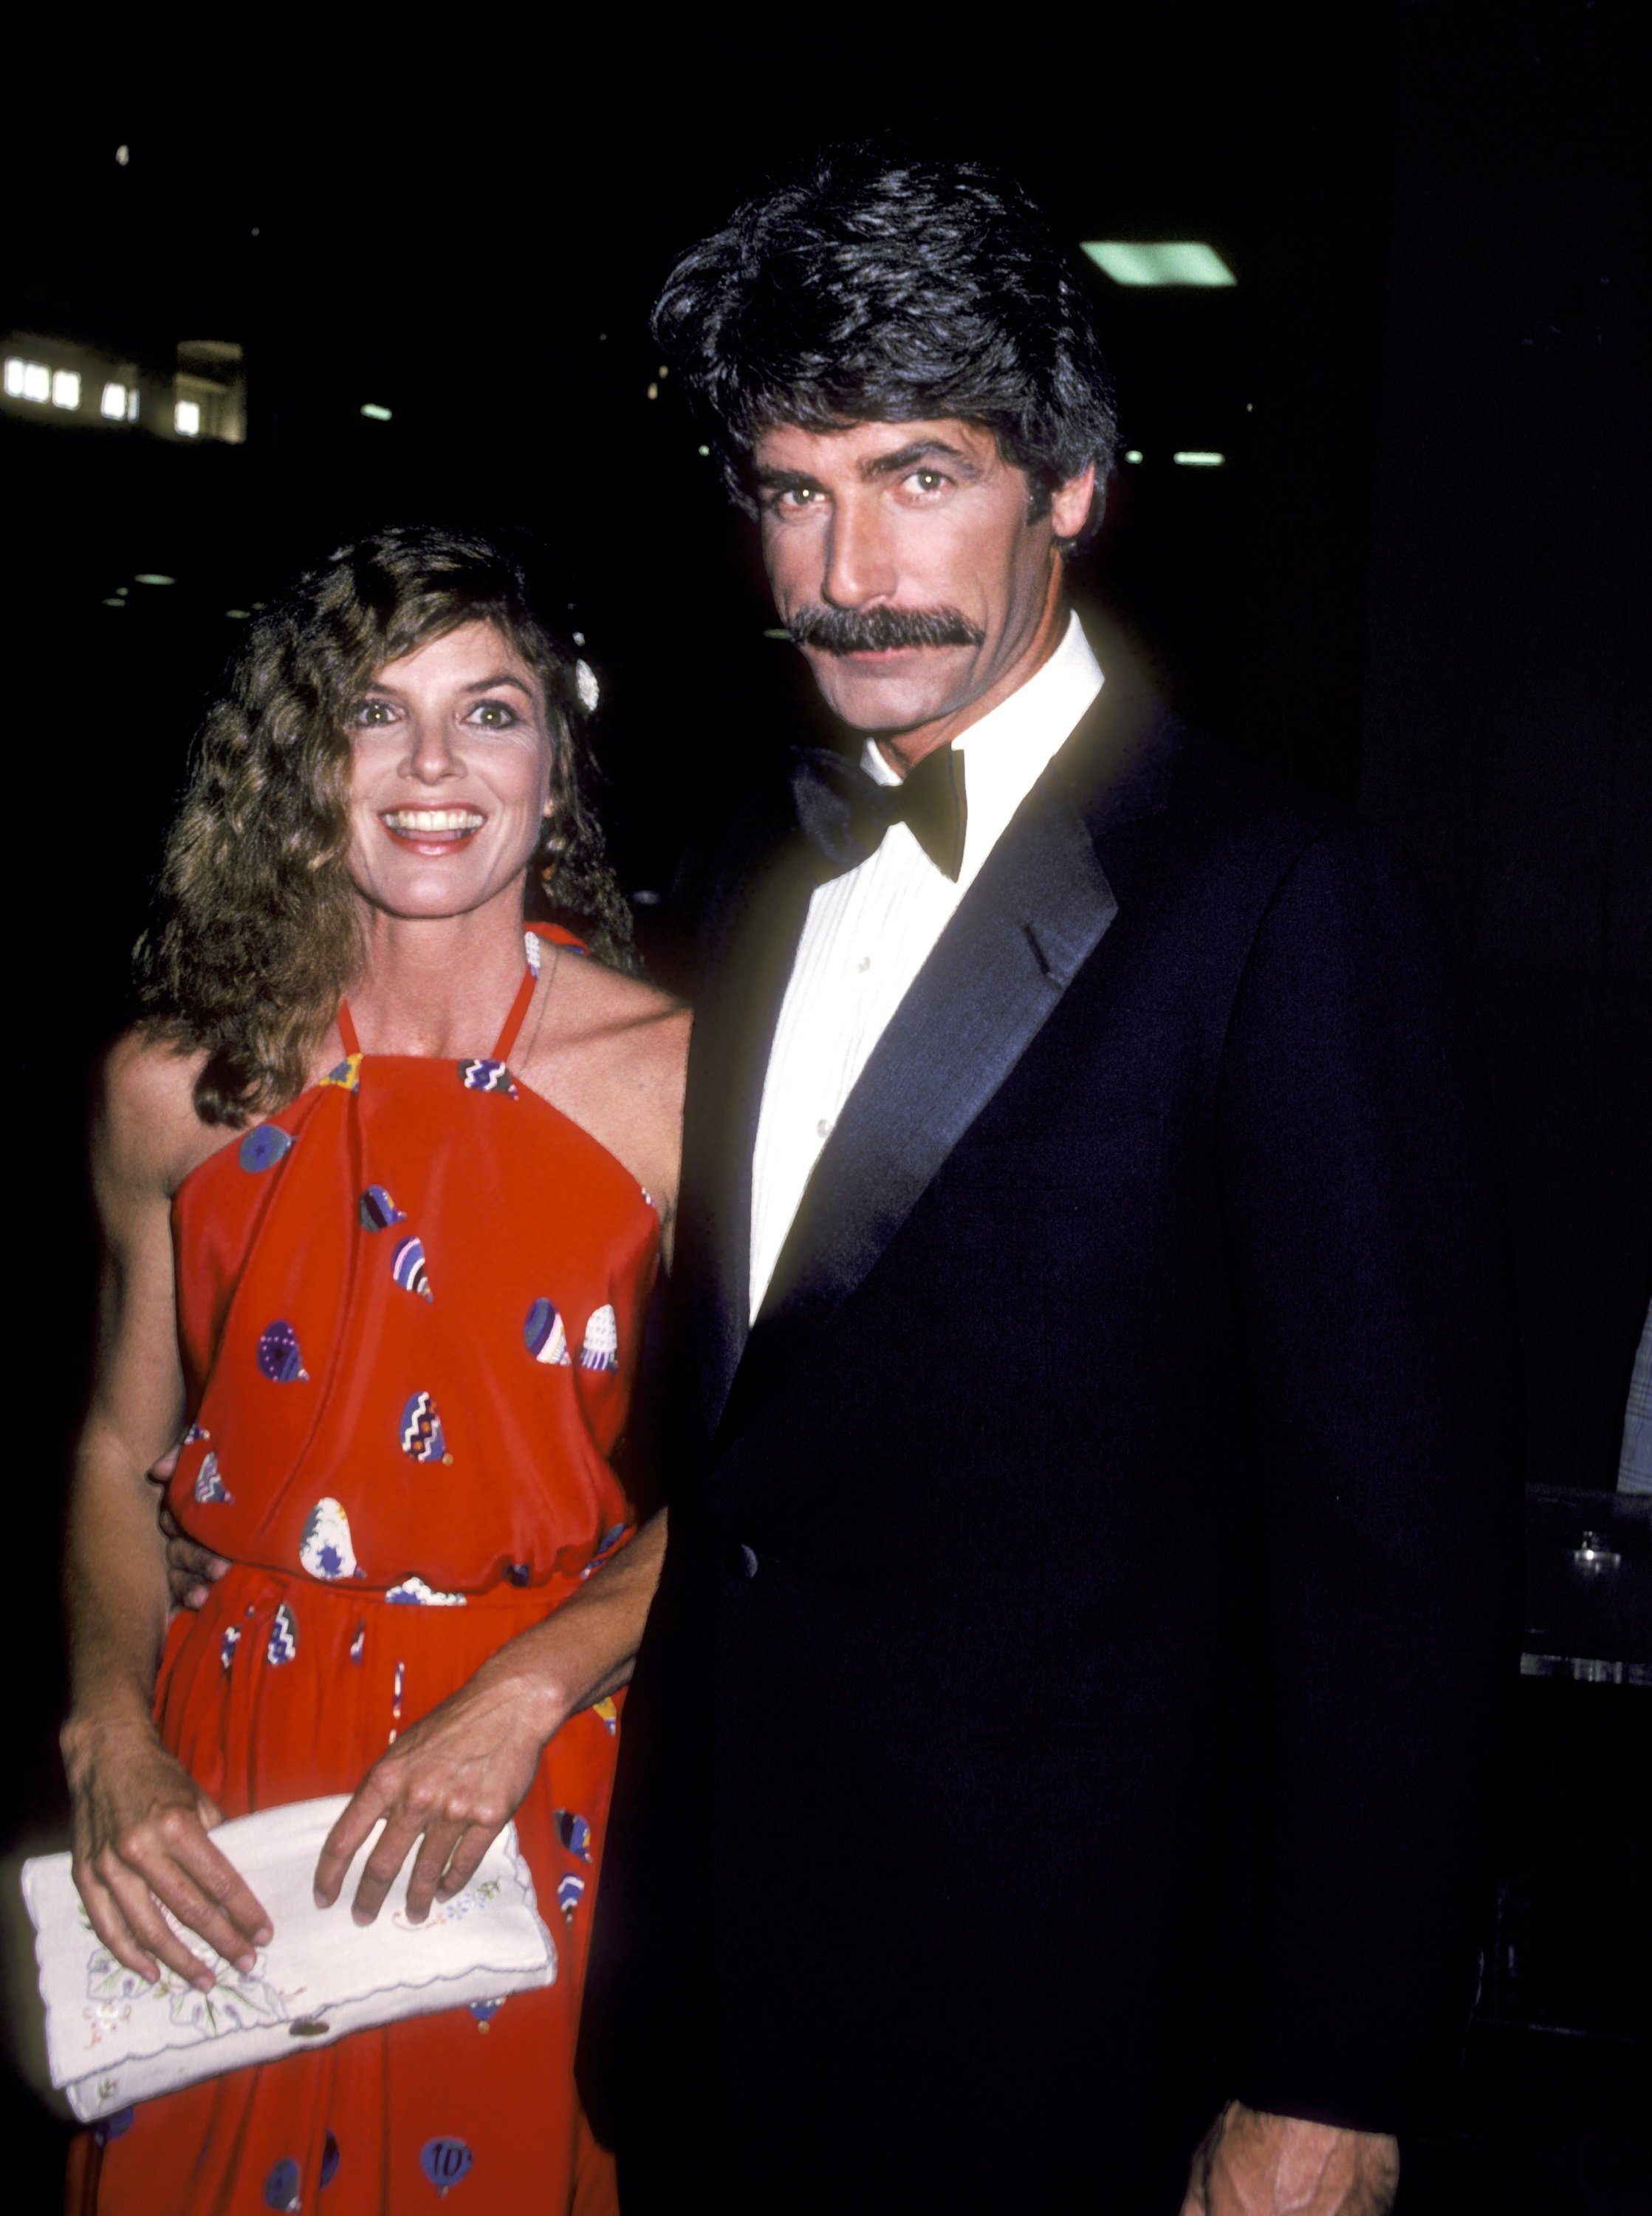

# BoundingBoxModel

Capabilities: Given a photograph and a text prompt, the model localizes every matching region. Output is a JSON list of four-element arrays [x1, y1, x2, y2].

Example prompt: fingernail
[[188, 1588, 208, 1609], [352, 1908, 374, 1926], [313, 1890, 329, 1909], [234, 1952, 256, 1972], [253, 1925, 273, 1946], [193, 1972, 215, 1993]]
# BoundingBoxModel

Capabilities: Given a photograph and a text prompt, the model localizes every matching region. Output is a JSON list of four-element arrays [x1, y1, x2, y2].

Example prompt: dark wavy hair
[[136, 523, 635, 1126], [653, 143, 1120, 542]]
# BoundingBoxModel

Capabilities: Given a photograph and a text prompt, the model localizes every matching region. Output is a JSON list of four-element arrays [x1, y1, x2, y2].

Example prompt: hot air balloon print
[[398, 1389, 448, 1463], [467, 1997, 506, 2031], [458, 1056, 517, 1097], [578, 1304, 620, 1372], [266, 1604, 298, 1666], [299, 1497, 359, 1581], [193, 1451, 233, 1504], [555, 1810, 593, 1862], [556, 1873, 586, 1924], [592, 1696, 618, 1735], [238, 1124, 292, 1174], [384, 1574, 467, 1607], [391, 1234, 432, 1301], [349, 1621, 366, 1664], [256, 1320, 308, 1383], [321, 1055, 361, 1093], [358, 1184, 406, 1231], [219, 1624, 241, 1672], [420, 2139, 473, 2191], [263, 2157, 302, 2211], [524, 1298, 570, 1366]]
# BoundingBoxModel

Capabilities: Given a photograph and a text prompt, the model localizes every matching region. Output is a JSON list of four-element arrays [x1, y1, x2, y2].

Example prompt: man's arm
[[1211, 827, 1521, 2147]]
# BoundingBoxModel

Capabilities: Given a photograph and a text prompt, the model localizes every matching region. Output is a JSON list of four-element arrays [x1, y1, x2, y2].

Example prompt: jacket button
[[729, 1542, 758, 1580]]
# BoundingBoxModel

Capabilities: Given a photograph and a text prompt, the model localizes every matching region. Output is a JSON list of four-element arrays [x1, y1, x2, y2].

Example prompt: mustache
[[788, 603, 987, 655]]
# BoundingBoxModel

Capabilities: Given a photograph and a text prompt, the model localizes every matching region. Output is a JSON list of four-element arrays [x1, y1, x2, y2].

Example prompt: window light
[[52, 369, 81, 410], [175, 398, 201, 437], [1081, 242, 1236, 288], [101, 381, 128, 420], [9, 359, 52, 403]]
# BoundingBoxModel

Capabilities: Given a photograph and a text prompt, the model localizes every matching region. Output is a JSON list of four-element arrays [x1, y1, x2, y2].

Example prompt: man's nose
[[402, 717, 462, 782], [820, 491, 896, 609]]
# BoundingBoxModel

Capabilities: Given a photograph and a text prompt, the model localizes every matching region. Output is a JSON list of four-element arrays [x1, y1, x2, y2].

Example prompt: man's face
[[753, 417, 1094, 737]]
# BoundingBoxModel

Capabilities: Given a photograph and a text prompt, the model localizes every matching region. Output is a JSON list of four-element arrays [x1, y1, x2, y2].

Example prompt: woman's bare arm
[[61, 1033, 271, 1988]]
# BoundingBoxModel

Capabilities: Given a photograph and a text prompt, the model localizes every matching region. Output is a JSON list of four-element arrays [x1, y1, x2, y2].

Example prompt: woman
[[60, 525, 688, 2212]]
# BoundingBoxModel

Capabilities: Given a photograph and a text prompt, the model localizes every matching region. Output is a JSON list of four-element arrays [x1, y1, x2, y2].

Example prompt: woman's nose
[[402, 718, 462, 782]]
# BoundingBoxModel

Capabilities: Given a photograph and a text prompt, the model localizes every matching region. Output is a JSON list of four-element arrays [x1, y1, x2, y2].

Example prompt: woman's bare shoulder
[[97, 1028, 231, 1197], [556, 957, 691, 1067]]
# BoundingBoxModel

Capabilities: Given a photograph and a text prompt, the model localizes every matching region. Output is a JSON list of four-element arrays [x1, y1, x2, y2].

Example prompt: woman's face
[[346, 619, 555, 923]]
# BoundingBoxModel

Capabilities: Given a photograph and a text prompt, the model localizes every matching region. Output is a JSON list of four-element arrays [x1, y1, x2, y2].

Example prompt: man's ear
[[1049, 463, 1097, 543]]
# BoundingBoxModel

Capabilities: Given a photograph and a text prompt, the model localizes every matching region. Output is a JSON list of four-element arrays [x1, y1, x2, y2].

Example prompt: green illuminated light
[[360, 403, 392, 422], [1124, 449, 1144, 464], [133, 572, 176, 585], [1082, 242, 1235, 287], [1173, 451, 1226, 467], [226, 608, 251, 619]]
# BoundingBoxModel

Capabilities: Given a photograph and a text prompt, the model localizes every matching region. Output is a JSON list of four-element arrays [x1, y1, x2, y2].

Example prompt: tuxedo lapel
[[676, 831, 815, 1447], [716, 745, 1122, 1450]]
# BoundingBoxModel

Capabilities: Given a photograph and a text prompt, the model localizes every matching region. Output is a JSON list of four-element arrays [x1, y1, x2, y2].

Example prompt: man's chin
[[806, 653, 970, 736]]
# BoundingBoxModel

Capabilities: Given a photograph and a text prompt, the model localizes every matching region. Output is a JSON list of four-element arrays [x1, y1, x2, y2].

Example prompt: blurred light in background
[[1173, 450, 1226, 466], [1082, 241, 1235, 287], [360, 403, 392, 422]]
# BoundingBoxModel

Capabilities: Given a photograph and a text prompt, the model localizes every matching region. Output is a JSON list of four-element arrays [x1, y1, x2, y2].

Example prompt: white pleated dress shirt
[[749, 609, 1105, 1319]]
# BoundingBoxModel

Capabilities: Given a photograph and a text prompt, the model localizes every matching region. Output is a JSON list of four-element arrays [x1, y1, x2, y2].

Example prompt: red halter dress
[[89, 926, 656, 2215]]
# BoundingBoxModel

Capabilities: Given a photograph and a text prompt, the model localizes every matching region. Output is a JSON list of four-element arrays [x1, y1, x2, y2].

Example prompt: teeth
[[383, 810, 484, 832]]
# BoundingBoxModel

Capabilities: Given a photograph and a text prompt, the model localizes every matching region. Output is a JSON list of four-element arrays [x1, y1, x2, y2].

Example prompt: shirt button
[[728, 1542, 758, 1580], [857, 954, 871, 973], [816, 1117, 831, 1139]]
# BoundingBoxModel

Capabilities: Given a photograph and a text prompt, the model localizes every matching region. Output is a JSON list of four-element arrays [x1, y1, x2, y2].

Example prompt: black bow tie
[[789, 744, 967, 883]]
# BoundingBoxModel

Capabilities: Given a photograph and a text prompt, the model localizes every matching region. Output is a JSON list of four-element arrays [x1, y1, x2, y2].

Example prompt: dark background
[[3, 4, 1648, 2206]]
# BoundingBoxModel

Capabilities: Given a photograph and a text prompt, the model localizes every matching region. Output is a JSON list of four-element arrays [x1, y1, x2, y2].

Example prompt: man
[[577, 148, 1520, 2212]]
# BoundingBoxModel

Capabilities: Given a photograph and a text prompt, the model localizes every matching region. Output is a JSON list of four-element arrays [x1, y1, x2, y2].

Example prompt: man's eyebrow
[[861, 439, 983, 480], [751, 464, 823, 492]]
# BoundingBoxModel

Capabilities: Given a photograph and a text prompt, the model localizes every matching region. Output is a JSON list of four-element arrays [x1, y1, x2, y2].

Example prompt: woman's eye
[[469, 700, 520, 729], [354, 700, 395, 726]]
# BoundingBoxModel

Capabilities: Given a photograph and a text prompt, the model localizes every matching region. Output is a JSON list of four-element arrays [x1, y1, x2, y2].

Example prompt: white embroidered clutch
[[20, 1795, 557, 2121]]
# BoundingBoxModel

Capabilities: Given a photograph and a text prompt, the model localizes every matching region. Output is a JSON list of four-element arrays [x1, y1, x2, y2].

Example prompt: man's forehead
[[753, 417, 1004, 473]]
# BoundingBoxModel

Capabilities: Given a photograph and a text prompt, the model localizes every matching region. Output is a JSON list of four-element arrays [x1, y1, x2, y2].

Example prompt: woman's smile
[[377, 805, 488, 855]]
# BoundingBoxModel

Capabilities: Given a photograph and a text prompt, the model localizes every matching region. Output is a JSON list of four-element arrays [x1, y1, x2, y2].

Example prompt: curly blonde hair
[[136, 524, 636, 1126]]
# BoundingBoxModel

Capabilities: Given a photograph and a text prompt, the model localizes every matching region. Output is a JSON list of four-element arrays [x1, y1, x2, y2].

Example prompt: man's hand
[[147, 1446, 228, 1610], [1181, 2103, 1399, 2216]]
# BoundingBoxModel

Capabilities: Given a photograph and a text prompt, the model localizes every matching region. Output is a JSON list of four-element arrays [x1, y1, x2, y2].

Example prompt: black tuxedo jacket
[[580, 657, 1521, 2212]]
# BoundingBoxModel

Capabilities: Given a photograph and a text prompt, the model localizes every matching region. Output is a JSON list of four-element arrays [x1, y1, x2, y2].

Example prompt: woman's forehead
[[371, 618, 540, 696]]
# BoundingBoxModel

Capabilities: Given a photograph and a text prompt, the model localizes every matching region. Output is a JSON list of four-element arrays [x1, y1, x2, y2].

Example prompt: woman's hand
[[64, 1711, 273, 1992], [312, 1664, 558, 1928]]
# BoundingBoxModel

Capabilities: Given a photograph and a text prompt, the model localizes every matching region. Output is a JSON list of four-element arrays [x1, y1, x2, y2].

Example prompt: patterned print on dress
[[349, 1619, 366, 1665], [359, 1183, 406, 1232], [391, 1234, 433, 1302], [592, 1696, 619, 1734], [399, 1389, 449, 1463], [321, 2132, 340, 2188], [264, 2157, 302, 2211], [523, 1297, 570, 1367], [266, 1603, 298, 1666], [578, 1304, 620, 1372], [238, 1124, 292, 1174], [581, 1524, 627, 1580], [300, 1497, 360, 1581], [93, 2106, 134, 2146], [421, 2138, 474, 2192], [321, 1055, 361, 1093], [556, 1873, 586, 1923], [219, 1624, 241, 1672], [256, 1320, 309, 1383], [555, 1810, 592, 1861], [468, 1996, 507, 2031], [182, 1420, 210, 1443], [457, 1056, 517, 1098], [385, 1575, 467, 1607], [193, 1451, 233, 1504]]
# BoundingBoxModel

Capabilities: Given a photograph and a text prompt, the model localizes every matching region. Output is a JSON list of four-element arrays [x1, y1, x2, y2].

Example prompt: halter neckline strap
[[336, 957, 540, 1067]]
